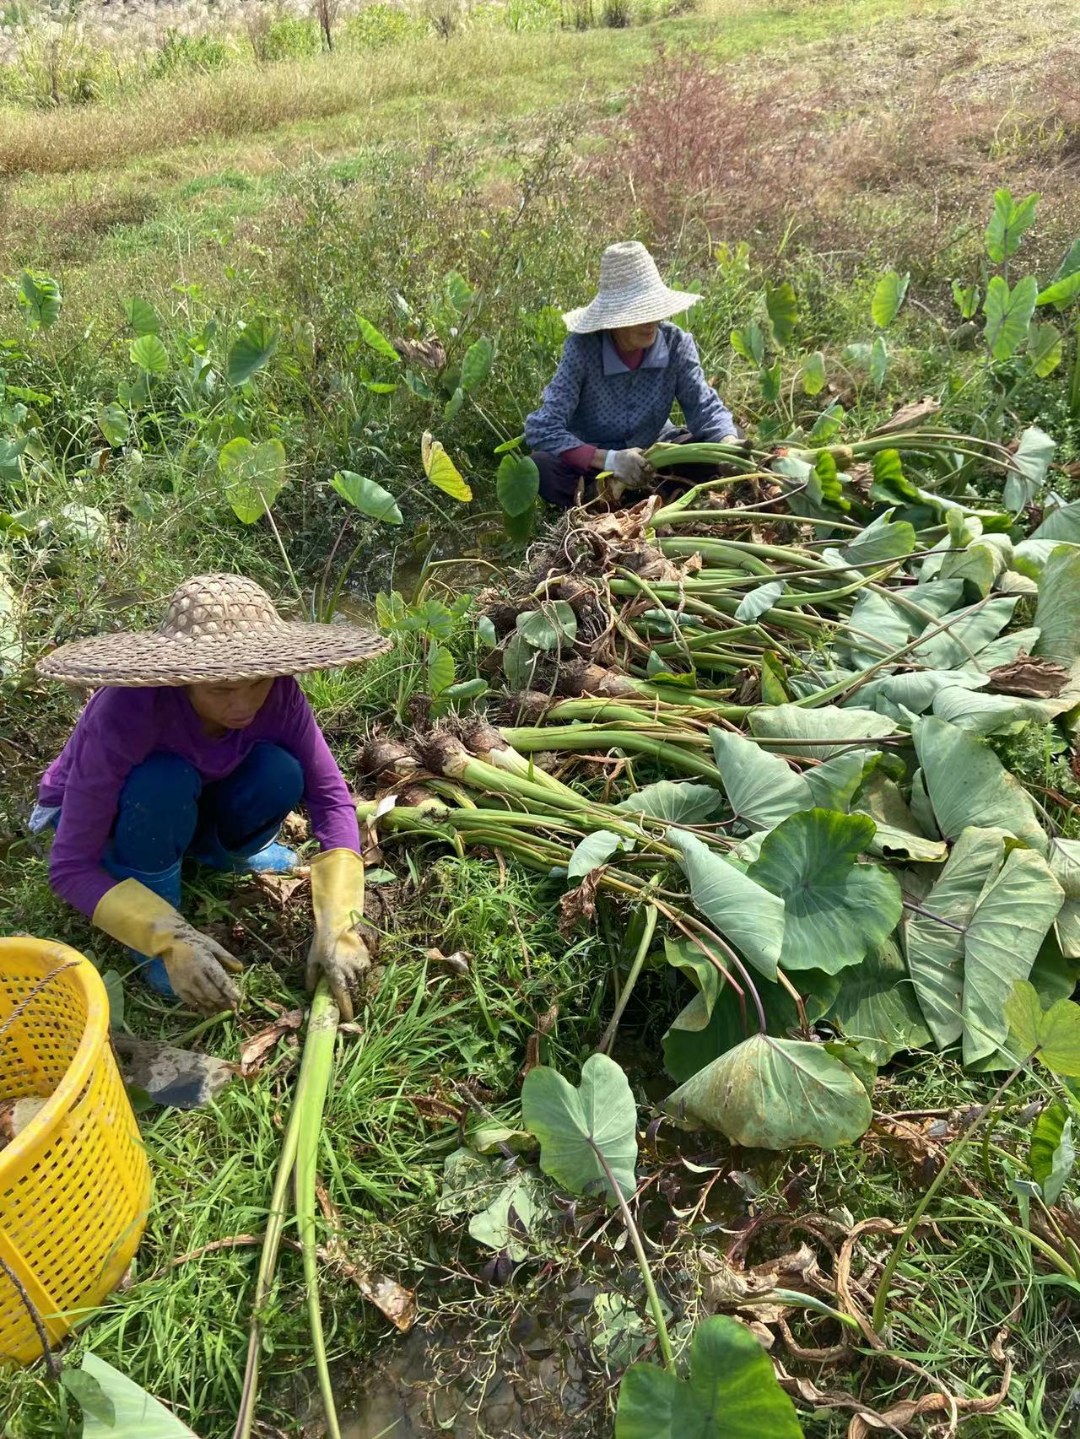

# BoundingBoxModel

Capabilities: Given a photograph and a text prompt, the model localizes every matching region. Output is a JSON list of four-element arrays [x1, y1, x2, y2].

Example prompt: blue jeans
[[109, 744, 304, 873]]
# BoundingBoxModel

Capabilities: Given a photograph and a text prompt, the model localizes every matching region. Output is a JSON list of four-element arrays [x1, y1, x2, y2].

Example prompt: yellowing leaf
[[421, 432, 472, 502]]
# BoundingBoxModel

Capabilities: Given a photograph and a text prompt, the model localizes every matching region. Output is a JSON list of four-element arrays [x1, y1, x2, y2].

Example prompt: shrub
[[149, 30, 235, 81], [259, 15, 321, 60], [601, 0, 630, 26], [340, 0, 424, 48], [503, 0, 561, 30]]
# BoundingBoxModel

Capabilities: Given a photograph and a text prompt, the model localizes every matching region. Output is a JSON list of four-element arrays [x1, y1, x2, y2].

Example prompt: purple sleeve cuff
[[560, 444, 597, 473]]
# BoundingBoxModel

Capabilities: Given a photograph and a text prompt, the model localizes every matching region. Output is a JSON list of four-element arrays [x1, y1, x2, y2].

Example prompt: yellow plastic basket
[[0, 937, 151, 1366]]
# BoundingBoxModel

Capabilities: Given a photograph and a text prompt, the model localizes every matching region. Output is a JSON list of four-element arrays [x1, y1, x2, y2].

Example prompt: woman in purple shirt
[[33, 573, 390, 1018], [524, 240, 742, 508]]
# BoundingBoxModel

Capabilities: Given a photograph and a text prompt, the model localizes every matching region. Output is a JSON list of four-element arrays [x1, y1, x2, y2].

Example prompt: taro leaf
[[804, 748, 880, 813], [502, 631, 538, 690], [910, 596, 1018, 670], [1034, 546, 1080, 665], [443, 387, 464, 423], [937, 541, 1002, 598], [765, 281, 798, 345], [731, 321, 765, 366], [1027, 322, 1063, 378], [123, 296, 158, 336], [855, 669, 986, 721], [97, 402, 130, 448], [219, 438, 288, 523], [840, 509, 916, 567], [421, 432, 473, 502], [521, 1053, 638, 1201], [1031, 502, 1080, 543], [984, 275, 1039, 362], [330, 470, 402, 524], [516, 600, 577, 650], [665, 1032, 872, 1149], [1004, 980, 1080, 1077], [734, 579, 785, 622], [747, 704, 898, 759], [710, 728, 810, 831], [467, 1173, 538, 1260], [460, 336, 494, 392], [760, 360, 782, 406], [226, 317, 278, 387], [807, 402, 844, 444], [427, 642, 454, 697], [1030, 1102, 1075, 1205], [985, 187, 1039, 264], [566, 829, 630, 880], [871, 270, 909, 329], [1004, 425, 1056, 511], [930, 686, 1049, 736], [963, 851, 1064, 1067], [496, 452, 540, 517], [856, 772, 947, 862], [745, 809, 901, 974], [78, 1353, 199, 1438], [912, 716, 1046, 851], [614, 781, 723, 824], [869, 334, 888, 388], [17, 270, 62, 330], [61, 1369, 116, 1427], [826, 938, 931, 1065], [356, 315, 400, 362], [445, 271, 475, 313], [614, 1314, 803, 1439], [129, 334, 169, 375], [801, 350, 827, 395], [1037, 270, 1080, 311], [669, 829, 785, 980]]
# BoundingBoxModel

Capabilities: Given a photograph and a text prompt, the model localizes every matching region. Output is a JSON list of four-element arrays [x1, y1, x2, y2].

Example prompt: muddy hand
[[308, 847, 369, 1022]]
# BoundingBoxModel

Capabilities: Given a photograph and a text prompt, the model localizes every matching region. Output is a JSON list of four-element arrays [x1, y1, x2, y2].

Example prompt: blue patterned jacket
[[524, 323, 736, 455]]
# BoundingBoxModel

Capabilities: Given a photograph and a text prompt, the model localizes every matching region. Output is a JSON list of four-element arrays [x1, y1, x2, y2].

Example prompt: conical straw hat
[[562, 241, 701, 334], [36, 574, 391, 688]]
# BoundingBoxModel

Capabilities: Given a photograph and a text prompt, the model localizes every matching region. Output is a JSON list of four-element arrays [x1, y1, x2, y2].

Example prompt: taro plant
[[518, 1053, 805, 1436]]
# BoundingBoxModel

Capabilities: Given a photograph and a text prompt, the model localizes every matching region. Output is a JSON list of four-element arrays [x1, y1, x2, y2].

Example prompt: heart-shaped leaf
[[985, 187, 1038, 264], [566, 829, 630, 880], [17, 270, 62, 330], [460, 336, 494, 392], [665, 1032, 872, 1149], [1005, 980, 1080, 1076], [614, 781, 723, 824], [130, 334, 169, 375], [1034, 546, 1080, 666], [913, 716, 1046, 852], [76, 1354, 199, 1437], [765, 281, 798, 345], [516, 601, 577, 650], [748, 704, 898, 759], [496, 452, 540, 517], [1030, 1101, 1075, 1205], [745, 810, 902, 974], [421, 432, 472, 501], [226, 317, 278, 386], [219, 437, 288, 523], [710, 728, 811, 831], [826, 938, 931, 1065], [615, 1315, 803, 1439], [330, 470, 402, 524], [123, 296, 159, 336], [669, 828, 785, 980], [734, 580, 786, 622], [984, 274, 1039, 361], [871, 270, 909, 328], [521, 1053, 637, 1200], [801, 350, 826, 395]]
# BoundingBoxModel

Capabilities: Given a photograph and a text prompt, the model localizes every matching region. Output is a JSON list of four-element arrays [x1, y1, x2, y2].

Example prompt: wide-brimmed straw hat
[[36, 574, 391, 688], [562, 241, 701, 334]]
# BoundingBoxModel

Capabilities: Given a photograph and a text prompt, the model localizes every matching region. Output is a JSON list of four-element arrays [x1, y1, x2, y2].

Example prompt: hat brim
[[562, 286, 701, 335], [35, 621, 392, 688]]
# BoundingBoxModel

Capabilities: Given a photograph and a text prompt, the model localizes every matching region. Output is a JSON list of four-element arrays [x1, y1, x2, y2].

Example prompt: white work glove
[[604, 448, 655, 489]]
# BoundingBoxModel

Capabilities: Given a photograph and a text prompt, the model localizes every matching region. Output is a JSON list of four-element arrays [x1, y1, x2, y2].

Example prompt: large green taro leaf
[[747, 704, 898, 758], [710, 728, 810, 831], [77, 1354, 199, 1438], [615, 1315, 804, 1439], [903, 827, 1008, 1049], [1034, 546, 1080, 666], [745, 809, 902, 974], [521, 1053, 637, 1200], [826, 938, 931, 1065], [913, 716, 1046, 852], [670, 829, 785, 979], [962, 849, 1064, 1066], [1005, 980, 1080, 1077], [665, 1032, 872, 1149]]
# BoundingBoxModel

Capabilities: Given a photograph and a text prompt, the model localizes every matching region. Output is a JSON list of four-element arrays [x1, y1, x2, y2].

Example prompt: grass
[[3, 0, 1080, 1432]]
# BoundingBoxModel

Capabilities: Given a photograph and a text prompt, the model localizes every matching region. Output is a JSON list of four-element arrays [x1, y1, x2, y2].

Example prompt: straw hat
[[36, 574, 391, 688], [562, 241, 701, 334]]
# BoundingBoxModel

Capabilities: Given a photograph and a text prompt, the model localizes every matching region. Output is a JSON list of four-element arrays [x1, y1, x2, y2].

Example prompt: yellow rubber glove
[[93, 879, 243, 1012], [307, 848, 370, 1022]]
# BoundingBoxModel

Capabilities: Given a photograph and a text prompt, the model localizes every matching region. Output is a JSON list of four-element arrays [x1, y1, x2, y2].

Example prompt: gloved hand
[[718, 434, 753, 454], [307, 848, 370, 1022], [604, 447, 655, 489], [93, 879, 242, 1011]]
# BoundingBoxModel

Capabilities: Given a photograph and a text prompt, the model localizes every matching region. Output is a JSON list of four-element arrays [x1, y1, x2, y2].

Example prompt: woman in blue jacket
[[525, 241, 740, 508]]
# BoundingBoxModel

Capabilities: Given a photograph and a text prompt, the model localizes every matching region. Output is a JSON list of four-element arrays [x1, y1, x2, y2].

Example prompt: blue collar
[[601, 327, 671, 376]]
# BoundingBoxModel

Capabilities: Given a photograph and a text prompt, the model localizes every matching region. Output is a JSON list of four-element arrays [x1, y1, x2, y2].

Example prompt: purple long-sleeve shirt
[[38, 677, 360, 917], [524, 324, 737, 457]]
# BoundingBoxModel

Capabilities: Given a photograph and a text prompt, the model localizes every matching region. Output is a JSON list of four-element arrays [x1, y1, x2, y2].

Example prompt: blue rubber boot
[[189, 830, 299, 875], [102, 853, 183, 1000]]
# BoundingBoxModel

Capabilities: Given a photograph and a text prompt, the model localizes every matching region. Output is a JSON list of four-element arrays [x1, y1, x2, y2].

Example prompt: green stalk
[[295, 980, 343, 1439], [499, 725, 724, 782], [234, 1072, 307, 1439], [598, 900, 659, 1055]]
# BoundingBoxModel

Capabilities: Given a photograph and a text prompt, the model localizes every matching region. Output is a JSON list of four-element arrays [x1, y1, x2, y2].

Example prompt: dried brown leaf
[[871, 396, 942, 434], [239, 1009, 303, 1077], [988, 653, 1069, 698], [558, 870, 600, 936]]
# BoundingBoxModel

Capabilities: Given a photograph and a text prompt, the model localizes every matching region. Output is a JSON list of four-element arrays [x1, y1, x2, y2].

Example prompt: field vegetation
[[3, 0, 1080, 1434]]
